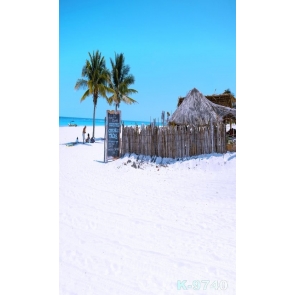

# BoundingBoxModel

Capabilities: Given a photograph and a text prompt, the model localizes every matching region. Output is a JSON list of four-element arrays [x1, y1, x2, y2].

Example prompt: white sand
[[60, 126, 236, 295]]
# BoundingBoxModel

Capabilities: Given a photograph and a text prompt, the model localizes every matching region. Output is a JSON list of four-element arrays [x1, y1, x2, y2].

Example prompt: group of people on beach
[[80, 126, 94, 144], [74, 126, 95, 144]]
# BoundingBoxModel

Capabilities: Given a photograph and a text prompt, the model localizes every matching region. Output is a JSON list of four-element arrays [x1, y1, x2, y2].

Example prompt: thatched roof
[[205, 93, 236, 108], [169, 88, 236, 126], [178, 93, 236, 108]]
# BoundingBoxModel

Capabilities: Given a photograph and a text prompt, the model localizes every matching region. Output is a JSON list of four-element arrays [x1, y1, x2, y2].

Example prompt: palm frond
[[125, 88, 138, 95], [80, 89, 90, 102], [121, 95, 137, 104], [106, 94, 116, 105], [75, 79, 88, 90]]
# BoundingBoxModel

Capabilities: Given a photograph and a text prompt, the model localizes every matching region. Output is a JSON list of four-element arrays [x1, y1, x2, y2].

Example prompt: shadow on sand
[[94, 160, 107, 164], [60, 142, 92, 147]]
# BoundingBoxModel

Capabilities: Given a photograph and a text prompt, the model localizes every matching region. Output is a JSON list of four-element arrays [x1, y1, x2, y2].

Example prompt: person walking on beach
[[82, 126, 86, 143]]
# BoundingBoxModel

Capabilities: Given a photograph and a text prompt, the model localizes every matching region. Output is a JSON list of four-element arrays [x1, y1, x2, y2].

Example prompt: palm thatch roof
[[205, 93, 236, 108], [169, 88, 236, 126], [177, 93, 236, 108]]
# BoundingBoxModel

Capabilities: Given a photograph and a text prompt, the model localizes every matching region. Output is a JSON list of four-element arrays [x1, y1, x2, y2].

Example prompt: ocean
[[59, 116, 160, 127]]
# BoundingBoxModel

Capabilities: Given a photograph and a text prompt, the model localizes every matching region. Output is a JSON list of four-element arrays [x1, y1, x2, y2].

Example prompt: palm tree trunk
[[92, 103, 96, 138], [115, 104, 118, 111]]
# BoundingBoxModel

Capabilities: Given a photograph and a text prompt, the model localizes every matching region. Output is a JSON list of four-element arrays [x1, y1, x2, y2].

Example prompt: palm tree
[[108, 53, 138, 111], [75, 51, 112, 138]]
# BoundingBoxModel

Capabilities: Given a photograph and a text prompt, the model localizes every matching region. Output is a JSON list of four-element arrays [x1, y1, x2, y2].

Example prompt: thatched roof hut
[[169, 88, 236, 126], [205, 93, 236, 108], [177, 92, 236, 108]]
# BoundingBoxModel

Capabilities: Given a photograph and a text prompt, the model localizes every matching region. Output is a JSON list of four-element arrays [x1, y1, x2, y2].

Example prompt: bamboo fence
[[121, 122, 227, 158]]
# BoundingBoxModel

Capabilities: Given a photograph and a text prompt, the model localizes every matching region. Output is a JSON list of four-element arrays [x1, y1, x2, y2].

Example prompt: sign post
[[104, 110, 121, 163]]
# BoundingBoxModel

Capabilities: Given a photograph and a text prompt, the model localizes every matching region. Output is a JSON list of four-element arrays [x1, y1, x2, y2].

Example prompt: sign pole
[[104, 116, 106, 163]]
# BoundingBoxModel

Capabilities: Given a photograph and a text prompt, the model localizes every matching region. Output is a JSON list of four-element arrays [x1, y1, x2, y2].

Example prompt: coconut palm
[[108, 53, 138, 111], [75, 51, 112, 138]]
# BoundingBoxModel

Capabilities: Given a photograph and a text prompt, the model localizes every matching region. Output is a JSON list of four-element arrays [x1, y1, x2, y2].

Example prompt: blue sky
[[59, 0, 236, 121]]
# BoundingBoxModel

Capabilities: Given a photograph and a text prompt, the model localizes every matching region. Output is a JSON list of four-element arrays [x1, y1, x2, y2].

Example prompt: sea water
[[59, 116, 158, 127]]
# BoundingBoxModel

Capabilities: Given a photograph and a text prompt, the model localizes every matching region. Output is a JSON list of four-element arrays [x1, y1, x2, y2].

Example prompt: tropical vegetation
[[74, 50, 112, 137], [108, 53, 138, 111]]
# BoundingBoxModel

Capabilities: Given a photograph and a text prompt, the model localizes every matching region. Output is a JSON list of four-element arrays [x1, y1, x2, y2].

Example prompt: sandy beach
[[59, 125, 236, 295]]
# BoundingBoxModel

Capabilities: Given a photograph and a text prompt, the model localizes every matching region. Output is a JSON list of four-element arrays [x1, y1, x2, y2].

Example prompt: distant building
[[177, 93, 236, 109], [205, 93, 236, 109], [175, 90, 236, 127]]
